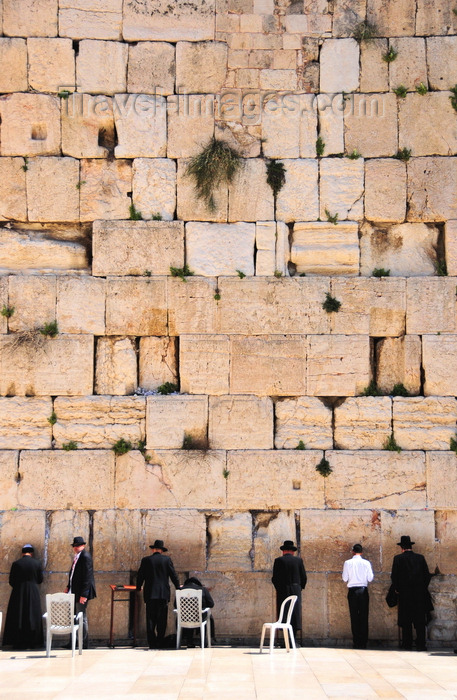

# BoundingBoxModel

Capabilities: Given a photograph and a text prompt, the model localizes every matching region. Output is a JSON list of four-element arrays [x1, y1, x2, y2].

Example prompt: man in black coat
[[391, 535, 432, 651], [179, 576, 215, 646], [136, 539, 180, 649], [2, 544, 43, 650], [65, 536, 96, 649], [272, 540, 307, 638]]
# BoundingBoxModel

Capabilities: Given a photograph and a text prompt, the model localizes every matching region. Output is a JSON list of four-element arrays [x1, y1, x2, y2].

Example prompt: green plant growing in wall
[[382, 46, 398, 63], [143, 270, 152, 277], [236, 270, 246, 278], [40, 321, 58, 338], [48, 411, 57, 426], [393, 85, 408, 98], [450, 434, 457, 453], [112, 438, 133, 456], [156, 382, 179, 395], [384, 433, 401, 452], [322, 292, 341, 313], [58, 90, 71, 99], [393, 148, 412, 162], [22, 157, 29, 172], [325, 209, 339, 225], [391, 383, 409, 397], [274, 270, 283, 278], [151, 212, 162, 220], [129, 203, 142, 220], [415, 82, 428, 95], [362, 381, 383, 396], [182, 433, 208, 451], [295, 440, 306, 450], [352, 21, 377, 42], [214, 290, 221, 301], [347, 149, 362, 160], [62, 441, 78, 451], [76, 180, 86, 190], [266, 159, 286, 197], [435, 260, 448, 276], [316, 136, 325, 157], [223, 468, 230, 479], [185, 137, 242, 212], [450, 85, 457, 112], [1, 305, 15, 318], [170, 264, 194, 282], [316, 457, 332, 477], [372, 268, 390, 277]]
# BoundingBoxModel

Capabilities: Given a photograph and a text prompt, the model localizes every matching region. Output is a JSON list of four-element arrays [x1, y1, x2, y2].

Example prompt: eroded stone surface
[[128, 41, 175, 95], [27, 38, 75, 93], [176, 41, 227, 93], [330, 278, 406, 337], [364, 159, 406, 223], [320, 39, 359, 93], [59, 0, 122, 40], [57, 276, 105, 334], [228, 159, 274, 222], [407, 157, 457, 222], [139, 336, 178, 391], [344, 93, 398, 158], [207, 512, 252, 571], [80, 159, 132, 221], [360, 222, 438, 277], [3, 0, 58, 37], [0, 38, 27, 92], [399, 93, 457, 157], [427, 37, 457, 91], [146, 395, 208, 449], [209, 396, 273, 449], [114, 95, 167, 158], [132, 158, 176, 221], [276, 159, 318, 222], [307, 335, 371, 397], [180, 335, 230, 395], [334, 397, 392, 450], [105, 277, 167, 336], [275, 397, 333, 449], [291, 222, 360, 276], [376, 336, 422, 396], [95, 336, 137, 396], [76, 39, 127, 94], [423, 336, 457, 396], [406, 278, 457, 334], [186, 222, 255, 276], [319, 158, 364, 221], [0, 398, 52, 449], [0, 158, 27, 222], [0, 94, 60, 156], [123, 0, 216, 42], [27, 157, 80, 222], [61, 94, 115, 158], [393, 397, 457, 451]]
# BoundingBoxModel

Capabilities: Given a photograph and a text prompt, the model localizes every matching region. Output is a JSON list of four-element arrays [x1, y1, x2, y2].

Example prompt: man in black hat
[[391, 535, 432, 651], [2, 545, 43, 650], [65, 536, 96, 649], [136, 539, 180, 649], [272, 540, 307, 640]]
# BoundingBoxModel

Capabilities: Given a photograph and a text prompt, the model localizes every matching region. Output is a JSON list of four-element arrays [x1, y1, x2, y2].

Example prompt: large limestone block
[[228, 159, 274, 222], [261, 93, 317, 159], [253, 510, 297, 571], [0, 93, 60, 156], [179, 335, 230, 395], [27, 38, 75, 93], [334, 397, 392, 450], [275, 221, 290, 276], [330, 277, 406, 336], [344, 93, 398, 158], [367, 0, 415, 36], [0, 511, 45, 570], [435, 511, 457, 575], [209, 396, 273, 449], [141, 509, 207, 571], [416, 0, 457, 35], [217, 277, 331, 335], [27, 157, 80, 222], [0, 451, 19, 509], [393, 398, 457, 451], [317, 93, 344, 156], [300, 509, 382, 572], [399, 93, 457, 157], [301, 573, 328, 639], [139, 337, 177, 391], [0, 158, 27, 221], [226, 450, 325, 510], [325, 451, 426, 510], [389, 38, 426, 93], [167, 96, 215, 159], [186, 222, 255, 276], [376, 336, 422, 396], [57, 276, 106, 334], [93, 220, 183, 276], [123, 0, 215, 41], [43, 510, 90, 571], [0, 38, 27, 92], [320, 39, 359, 93], [105, 278, 167, 336], [0, 229, 87, 273], [177, 158, 227, 222], [61, 94, 114, 158], [167, 277, 218, 335], [276, 159, 318, 222], [406, 278, 457, 334], [445, 221, 457, 276], [95, 337, 137, 395], [360, 222, 438, 277], [275, 397, 333, 449], [230, 335, 306, 396], [423, 335, 457, 396], [7, 275, 56, 333], [207, 512, 252, 571], [176, 41, 227, 93], [332, 0, 366, 37], [92, 509, 141, 572], [319, 159, 364, 221], [80, 159, 132, 221], [146, 395, 208, 449], [260, 69, 297, 91], [128, 42, 175, 95], [360, 39, 388, 93], [0, 334, 94, 397], [307, 335, 371, 397], [132, 159, 176, 221], [18, 450, 115, 509], [364, 159, 406, 223], [427, 37, 457, 91], [114, 95, 167, 158], [428, 574, 457, 641], [0, 397, 52, 449], [76, 40, 127, 94], [59, 0, 122, 40], [2, 0, 57, 37], [380, 509, 436, 572], [53, 396, 146, 449], [407, 157, 457, 222], [255, 221, 275, 275], [291, 222, 360, 276]]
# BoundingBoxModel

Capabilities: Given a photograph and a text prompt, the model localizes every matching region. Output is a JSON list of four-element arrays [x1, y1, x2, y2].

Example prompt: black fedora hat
[[149, 539, 168, 551], [280, 540, 297, 551], [397, 535, 415, 548], [71, 536, 86, 547]]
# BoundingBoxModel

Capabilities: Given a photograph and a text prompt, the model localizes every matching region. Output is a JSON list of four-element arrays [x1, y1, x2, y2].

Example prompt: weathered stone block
[[317, 94, 344, 156], [177, 158, 227, 222], [320, 39, 359, 93], [179, 335, 230, 395], [406, 278, 457, 335], [93, 220, 183, 277], [207, 512, 252, 571], [0, 93, 60, 156], [393, 398, 457, 451], [0, 229, 87, 273], [209, 396, 273, 449], [53, 396, 145, 449], [423, 335, 457, 396], [261, 94, 317, 159], [91, 509, 141, 572], [141, 509, 207, 572], [19, 450, 114, 509], [291, 222, 360, 276], [360, 222, 438, 277], [146, 395, 207, 450], [416, 0, 457, 35], [27, 157, 80, 222], [0, 38, 27, 92], [8, 275, 56, 334], [114, 95, 167, 158], [139, 337, 177, 391], [123, 0, 215, 42], [330, 278, 406, 336], [226, 450, 325, 509], [325, 451, 426, 510], [0, 397, 52, 449], [319, 159, 364, 221], [186, 222, 255, 276], [132, 158, 176, 221], [407, 157, 457, 222], [0, 511, 45, 570], [360, 39, 388, 93], [45, 510, 90, 571], [128, 42, 175, 95], [59, 0, 122, 40], [176, 41, 227, 93], [344, 93, 398, 158], [307, 335, 371, 397], [106, 277, 167, 336], [0, 451, 19, 509], [275, 397, 333, 449], [230, 335, 306, 396], [57, 276, 105, 335], [3, 0, 57, 37], [380, 509, 436, 573], [276, 159, 318, 222], [259, 69, 296, 90], [95, 336, 137, 396], [0, 334, 94, 397], [167, 96, 215, 159], [445, 221, 457, 276], [275, 221, 290, 276], [332, 0, 365, 37], [367, 0, 415, 36], [76, 40, 127, 94], [427, 37, 457, 91], [389, 38, 426, 93], [167, 278, 218, 335], [61, 94, 114, 158], [334, 397, 392, 450], [364, 159, 406, 223], [27, 38, 75, 93], [80, 159, 132, 221], [376, 336, 422, 396], [399, 93, 457, 157], [255, 221, 275, 275], [228, 159, 274, 222], [0, 158, 27, 221], [253, 511, 296, 571], [435, 511, 457, 575]]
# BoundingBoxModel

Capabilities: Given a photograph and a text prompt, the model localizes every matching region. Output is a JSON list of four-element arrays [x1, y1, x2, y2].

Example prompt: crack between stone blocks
[[362, 482, 427, 504]]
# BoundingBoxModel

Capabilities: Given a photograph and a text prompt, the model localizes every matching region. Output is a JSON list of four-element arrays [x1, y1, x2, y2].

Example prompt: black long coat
[[391, 550, 432, 627], [272, 553, 307, 632], [136, 552, 180, 602], [68, 549, 96, 600], [3, 556, 43, 649]]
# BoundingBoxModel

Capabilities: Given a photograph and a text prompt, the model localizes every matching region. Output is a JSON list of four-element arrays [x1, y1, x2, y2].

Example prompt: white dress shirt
[[342, 554, 374, 588]]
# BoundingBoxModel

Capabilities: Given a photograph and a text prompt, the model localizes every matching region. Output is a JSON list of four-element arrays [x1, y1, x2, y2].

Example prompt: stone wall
[[1, 0, 457, 645]]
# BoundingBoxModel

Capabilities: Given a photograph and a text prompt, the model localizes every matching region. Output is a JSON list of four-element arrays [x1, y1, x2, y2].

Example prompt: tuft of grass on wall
[[112, 438, 133, 456], [185, 137, 242, 212], [322, 292, 341, 313], [316, 457, 332, 477]]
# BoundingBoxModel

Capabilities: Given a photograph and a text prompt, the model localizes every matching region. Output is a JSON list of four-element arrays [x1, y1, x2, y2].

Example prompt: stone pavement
[[1, 645, 456, 699]]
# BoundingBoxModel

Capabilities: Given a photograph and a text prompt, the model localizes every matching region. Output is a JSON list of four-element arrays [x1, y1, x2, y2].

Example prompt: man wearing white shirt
[[342, 544, 374, 649]]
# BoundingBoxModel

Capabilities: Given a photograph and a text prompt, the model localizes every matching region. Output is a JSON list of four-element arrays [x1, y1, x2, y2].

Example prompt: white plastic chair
[[43, 593, 83, 657], [174, 589, 211, 650], [260, 595, 298, 653]]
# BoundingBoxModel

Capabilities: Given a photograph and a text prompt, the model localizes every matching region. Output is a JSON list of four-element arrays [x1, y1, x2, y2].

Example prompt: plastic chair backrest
[[176, 589, 203, 627], [278, 595, 298, 625], [46, 593, 75, 629]]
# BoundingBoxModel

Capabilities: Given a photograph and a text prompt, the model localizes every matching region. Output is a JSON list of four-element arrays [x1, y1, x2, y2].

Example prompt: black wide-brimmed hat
[[397, 535, 414, 548], [71, 536, 86, 547], [150, 539, 168, 551], [280, 540, 297, 551], [22, 544, 34, 553]]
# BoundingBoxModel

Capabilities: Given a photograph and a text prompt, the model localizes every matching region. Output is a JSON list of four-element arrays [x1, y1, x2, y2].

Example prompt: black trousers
[[347, 587, 369, 649], [146, 599, 168, 648], [75, 601, 89, 648]]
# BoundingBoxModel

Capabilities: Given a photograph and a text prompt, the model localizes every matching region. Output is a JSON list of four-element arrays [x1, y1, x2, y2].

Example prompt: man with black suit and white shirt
[[65, 536, 96, 649]]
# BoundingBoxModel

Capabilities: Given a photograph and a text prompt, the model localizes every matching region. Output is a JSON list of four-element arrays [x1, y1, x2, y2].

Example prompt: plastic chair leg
[[207, 616, 211, 648], [270, 627, 275, 653], [284, 628, 290, 652], [176, 624, 181, 650], [289, 626, 296, 650], [78, 623, 83, 655], [260, 625, 266, 653], [46, 631, 51, 658]]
